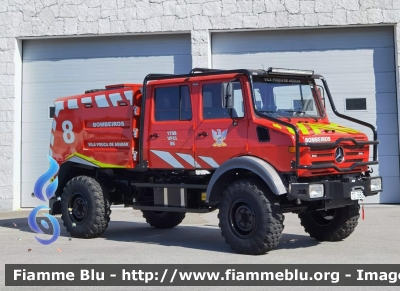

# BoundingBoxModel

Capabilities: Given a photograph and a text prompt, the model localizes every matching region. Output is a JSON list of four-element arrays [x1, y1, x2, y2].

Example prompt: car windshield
[[253, 77, 322, 118]]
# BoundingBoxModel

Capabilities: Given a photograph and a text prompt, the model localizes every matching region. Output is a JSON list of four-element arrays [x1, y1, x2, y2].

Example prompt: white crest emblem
[[212, 129, 228, 147]]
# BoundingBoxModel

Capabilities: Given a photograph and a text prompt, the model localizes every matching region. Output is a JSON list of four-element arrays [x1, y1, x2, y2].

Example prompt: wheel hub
[[229, 199, 257, 238], [236, 206, 254, 231], [69, 193, 88, 223]]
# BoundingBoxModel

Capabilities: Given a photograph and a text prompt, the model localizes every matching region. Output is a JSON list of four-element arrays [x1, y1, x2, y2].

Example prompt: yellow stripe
[[272, 123, 282, 129], [312, 123, 359, 134], [286, 127, 295, 134], [309, 124, 321, 134], [312, 123, 348, 134], [66, 152, 127, 168], [318, 125, 348, 133], [297, 123, 309, 135], [330, 123, 359, 133]]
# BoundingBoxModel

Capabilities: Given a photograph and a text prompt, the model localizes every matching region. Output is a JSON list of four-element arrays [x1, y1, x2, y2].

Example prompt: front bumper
[[288, 176, 382, 209]]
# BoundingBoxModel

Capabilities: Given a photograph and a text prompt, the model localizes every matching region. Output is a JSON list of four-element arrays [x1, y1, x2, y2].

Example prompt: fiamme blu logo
[[28, 156, 60, 245]]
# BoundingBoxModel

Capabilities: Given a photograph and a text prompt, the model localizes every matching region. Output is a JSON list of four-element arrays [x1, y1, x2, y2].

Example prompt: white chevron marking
[[151, 150, 184, 168], [54, 101, 64, 117], [50, 133, 54, 146], [67, 99, 78, 109], [81, 97, 92, 104], [95, 95, 109, 107], [52, 119, 57, 132], [176, 153, 201, 167], [124, 91, 133, 105], [109, 93, 122, 106], [198, 156, 219, 168]]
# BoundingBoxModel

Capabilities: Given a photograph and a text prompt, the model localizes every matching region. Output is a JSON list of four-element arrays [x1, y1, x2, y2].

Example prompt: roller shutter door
[[212, 26, 398, 203], [21, 34, 192, 207]]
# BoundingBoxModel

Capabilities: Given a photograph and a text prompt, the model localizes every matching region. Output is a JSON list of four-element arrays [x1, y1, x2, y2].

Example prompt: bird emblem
[[212, 129, 228, 147]]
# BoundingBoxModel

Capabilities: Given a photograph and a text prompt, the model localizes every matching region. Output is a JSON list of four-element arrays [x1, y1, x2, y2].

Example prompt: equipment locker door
[[147, 84, 196, 169], [193, 79, 248, 169]]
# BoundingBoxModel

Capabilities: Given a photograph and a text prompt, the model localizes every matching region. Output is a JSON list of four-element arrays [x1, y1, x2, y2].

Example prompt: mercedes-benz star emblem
[[335, 147, 345, 163]]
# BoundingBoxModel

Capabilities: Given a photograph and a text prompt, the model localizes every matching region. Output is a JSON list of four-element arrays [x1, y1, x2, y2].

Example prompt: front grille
[[307, 144, 367, 168]]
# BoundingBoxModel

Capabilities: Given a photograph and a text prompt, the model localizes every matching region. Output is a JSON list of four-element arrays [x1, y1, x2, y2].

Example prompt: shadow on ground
[[0, 216, 319, 254]]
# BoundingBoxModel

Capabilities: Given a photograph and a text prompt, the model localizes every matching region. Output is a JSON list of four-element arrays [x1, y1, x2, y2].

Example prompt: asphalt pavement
[[0, 205, 399, 291]]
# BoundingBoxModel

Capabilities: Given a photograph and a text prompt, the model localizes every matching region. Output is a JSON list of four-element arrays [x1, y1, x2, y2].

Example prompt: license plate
[[351, 190, 365, 200]]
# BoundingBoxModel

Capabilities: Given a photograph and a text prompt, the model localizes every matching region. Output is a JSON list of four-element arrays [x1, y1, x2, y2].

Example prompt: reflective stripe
[[297, 123, 309, 134], [272, 123, 281, 129], [309, 124, 321, 134], [67, 156, 99, 168], [54, 101, 64, 117], [314, 124, 348, 133], [286, 127, 295, 134], [330, 123, 359, 133], [95, 95, 109, 107], [150, 150, 185, 168], [67, 99, 79, 109], [164, 188, 168, 206], [124, 91, 133, 105], [310, 123, 358, 134], [109, 93, 122, 107], [198, 156, 219, 168], [180, 188, 185, 207], [66, 153, 125, 168], [176, 153, 201, 167]]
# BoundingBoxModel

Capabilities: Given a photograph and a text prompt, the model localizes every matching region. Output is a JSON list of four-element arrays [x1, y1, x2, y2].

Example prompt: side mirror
[[222, 82, 234, 108], [316, 85, 325, 107]]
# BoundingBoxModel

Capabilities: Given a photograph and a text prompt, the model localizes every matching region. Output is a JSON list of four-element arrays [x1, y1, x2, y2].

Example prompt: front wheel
[[298, 203, 360, 241], [218, 178, 284, 255]]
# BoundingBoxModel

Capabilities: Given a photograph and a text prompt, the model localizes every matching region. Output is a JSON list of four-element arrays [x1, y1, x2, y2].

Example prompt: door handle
[[197, 131, 208, 137], [150, 133, 159, 138]]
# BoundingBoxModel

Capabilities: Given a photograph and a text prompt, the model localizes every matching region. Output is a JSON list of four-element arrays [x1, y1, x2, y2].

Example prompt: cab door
[[147, 84, 196, 169], [194, 79, 248, 169]]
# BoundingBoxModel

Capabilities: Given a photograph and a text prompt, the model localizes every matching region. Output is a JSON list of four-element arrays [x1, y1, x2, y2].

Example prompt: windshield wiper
[[258, 110, 291, 122], [282, 110, 318, 122]]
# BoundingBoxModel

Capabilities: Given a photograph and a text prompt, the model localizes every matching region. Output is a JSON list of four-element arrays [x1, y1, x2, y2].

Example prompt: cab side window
[[154, 85, 192, 121], [202, 82, 244, 119]]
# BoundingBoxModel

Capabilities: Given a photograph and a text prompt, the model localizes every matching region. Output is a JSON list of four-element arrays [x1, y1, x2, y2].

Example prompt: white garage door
[[21, 34, 192, 207], [212, 26, 398, 203]]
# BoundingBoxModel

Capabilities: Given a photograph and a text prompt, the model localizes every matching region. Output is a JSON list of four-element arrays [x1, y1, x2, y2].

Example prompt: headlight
[[371, 178, 382, 192], [309, 184, 324, 198]]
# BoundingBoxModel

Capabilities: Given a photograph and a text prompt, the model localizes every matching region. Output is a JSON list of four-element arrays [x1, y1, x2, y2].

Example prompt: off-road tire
[[60, 176, 111, 238], [218, 178, 284, 255], [141, 211, 186, 228], [298, 203, 360, 241]]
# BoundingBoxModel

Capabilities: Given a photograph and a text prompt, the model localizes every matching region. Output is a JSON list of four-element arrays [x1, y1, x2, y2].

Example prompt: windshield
[[253, 77, 322, 118]]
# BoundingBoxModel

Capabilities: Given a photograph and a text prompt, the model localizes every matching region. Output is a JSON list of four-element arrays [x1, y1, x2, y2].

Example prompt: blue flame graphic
[[33, 155, 59, 202], [28, 155, 61, 245], [28, 205, 60, 245]]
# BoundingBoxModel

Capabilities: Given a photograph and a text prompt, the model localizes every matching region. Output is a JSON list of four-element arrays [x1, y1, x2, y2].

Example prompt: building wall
[[1, 0, 400, 210]]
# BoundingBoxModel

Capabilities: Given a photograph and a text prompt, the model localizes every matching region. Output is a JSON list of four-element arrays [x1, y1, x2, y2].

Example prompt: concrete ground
[[0, 205, 399, 291]]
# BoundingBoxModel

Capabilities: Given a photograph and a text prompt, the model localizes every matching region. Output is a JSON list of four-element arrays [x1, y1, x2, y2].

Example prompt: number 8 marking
[[62, 120, 75, 144]]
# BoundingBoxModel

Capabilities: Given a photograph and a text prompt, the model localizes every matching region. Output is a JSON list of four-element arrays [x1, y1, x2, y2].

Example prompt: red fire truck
[[49, 68, 382, 255]]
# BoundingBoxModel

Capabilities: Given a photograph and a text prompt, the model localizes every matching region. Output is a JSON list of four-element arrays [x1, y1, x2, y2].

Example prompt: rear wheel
[[298, 203, 360, 241], [141, 211, 186, 228], [218, 178, 284, 255], [60, 176, 110, 238]]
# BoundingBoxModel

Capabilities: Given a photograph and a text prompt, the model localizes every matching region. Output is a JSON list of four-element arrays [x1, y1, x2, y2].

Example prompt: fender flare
[[206, 156, 287, 203]]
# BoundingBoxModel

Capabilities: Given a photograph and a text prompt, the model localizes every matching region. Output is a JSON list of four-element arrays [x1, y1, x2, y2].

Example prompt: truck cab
[[49, 67, 382, 255]]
